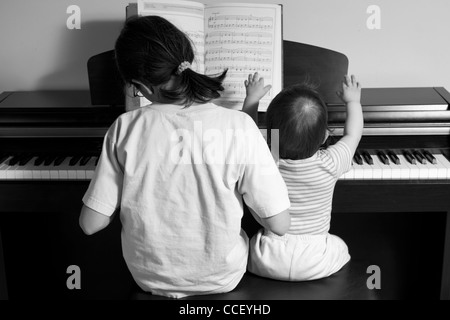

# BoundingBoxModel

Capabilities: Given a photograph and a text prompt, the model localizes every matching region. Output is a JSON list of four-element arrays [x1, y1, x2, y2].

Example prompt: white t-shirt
[[82, 102, 290, 298]]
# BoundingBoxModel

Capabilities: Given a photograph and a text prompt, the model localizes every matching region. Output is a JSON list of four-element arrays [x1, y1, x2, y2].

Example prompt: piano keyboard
[[0, 154, 98, 180], [1, 149, 450, 181], [340, 149, 450, 180]]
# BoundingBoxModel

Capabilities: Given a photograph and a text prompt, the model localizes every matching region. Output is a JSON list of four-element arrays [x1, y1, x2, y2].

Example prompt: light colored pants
[[248, 229, 351, 281]]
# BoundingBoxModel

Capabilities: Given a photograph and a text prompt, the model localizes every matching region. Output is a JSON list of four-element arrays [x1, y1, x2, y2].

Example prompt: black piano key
[[44, 155, 57, 166], [353, 151, 363, 165], [79, 156, 91, 166], [386, 150, 400, 165], [377, 151, 390, 165], [412, 150, 427, 164], [361, 150, 374, 165], [8, 154, 22, 166], [54, 156, 67, 166], [0, 154, 10, 164], [422, 150, 437, 164], [403, 150, 417, 165], [34, 155, 46, 166], [18, 154, 34, 166], [69, 155, 82, 166]]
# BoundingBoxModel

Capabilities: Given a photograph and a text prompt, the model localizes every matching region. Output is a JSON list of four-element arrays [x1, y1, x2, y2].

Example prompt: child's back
[[108, 103, 281, 298], [79, 15, 291, 299], [249, 76, 363, 281], [278, 140, 352, 235]]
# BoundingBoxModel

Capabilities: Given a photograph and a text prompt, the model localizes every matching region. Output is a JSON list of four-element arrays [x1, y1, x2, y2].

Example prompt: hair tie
[[177, 61, 191, 75]]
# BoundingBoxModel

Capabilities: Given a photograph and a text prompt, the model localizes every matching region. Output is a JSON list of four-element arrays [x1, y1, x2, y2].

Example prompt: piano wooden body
[[1, 41, 450, 300]]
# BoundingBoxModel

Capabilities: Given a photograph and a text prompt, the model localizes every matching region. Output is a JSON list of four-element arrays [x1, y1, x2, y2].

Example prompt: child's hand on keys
[[337, 75, 361, 104], [244, 72, 272, 104]]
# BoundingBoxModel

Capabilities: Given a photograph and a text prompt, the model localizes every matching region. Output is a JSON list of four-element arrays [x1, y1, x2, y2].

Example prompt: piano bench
[[129, 259, 379, 300]]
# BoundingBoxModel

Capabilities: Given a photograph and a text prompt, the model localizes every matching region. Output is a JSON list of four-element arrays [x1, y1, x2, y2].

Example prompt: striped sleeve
[[324, 140, 353, 178]]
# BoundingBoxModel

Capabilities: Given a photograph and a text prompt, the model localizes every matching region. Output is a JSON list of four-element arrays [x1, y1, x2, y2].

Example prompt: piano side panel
[[0, 181, 134, 299], [442, 214, 450, 300], [0, 227, 7, 300]]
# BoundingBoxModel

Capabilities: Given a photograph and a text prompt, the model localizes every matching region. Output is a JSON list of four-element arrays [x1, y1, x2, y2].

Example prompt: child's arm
[[336, 75, 364, 153], [79, 205, 114, 235], [248, 206, 290, 236], [242, 72, 272, 124]]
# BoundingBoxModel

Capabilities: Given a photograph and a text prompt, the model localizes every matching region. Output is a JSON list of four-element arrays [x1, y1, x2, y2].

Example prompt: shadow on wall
[[37, 20, 124, 90]]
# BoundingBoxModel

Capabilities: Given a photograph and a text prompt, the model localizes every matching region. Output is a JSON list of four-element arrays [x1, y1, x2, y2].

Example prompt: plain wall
[[1, 0, 449, 92]]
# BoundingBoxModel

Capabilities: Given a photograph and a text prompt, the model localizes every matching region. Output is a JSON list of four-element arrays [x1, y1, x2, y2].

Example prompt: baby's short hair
[[266, 84, 329, 160]]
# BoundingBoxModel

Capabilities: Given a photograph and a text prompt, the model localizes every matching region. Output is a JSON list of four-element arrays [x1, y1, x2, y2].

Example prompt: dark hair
[[114, 15, 227, 106], [266, 84, 330, 160]]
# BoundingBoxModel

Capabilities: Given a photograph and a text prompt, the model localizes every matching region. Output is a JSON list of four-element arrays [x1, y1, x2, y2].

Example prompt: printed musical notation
[[206, 64, 272, 75], [206, 31, 272, 46], [207, 14, 273, 29], [204, 11, 277, 102], [205, 48, 272, 63]]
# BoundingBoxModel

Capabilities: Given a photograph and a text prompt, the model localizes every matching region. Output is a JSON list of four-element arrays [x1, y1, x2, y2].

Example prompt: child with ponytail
[[79, 15, 290, 299]]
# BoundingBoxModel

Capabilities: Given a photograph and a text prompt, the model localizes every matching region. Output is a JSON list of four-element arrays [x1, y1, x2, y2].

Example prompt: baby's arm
[[242, 72, 271, 124], [336, 75, 364, 154]]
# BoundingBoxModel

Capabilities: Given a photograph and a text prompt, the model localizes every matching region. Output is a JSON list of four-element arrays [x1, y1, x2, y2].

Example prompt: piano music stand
[[283, 40, 348, 105], [87, 51, 125, 107], [86, 41, 348, 107]]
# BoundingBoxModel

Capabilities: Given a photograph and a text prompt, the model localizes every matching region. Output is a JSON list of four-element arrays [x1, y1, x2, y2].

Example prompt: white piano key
[[370, 155, 384, 180], [50, 167, 59, 179], [424, 159, 439, 179], [76, 168, 86, 180], [32, 159, 43, 179], [390, 154, 404, 179], [40, 166, 51, 180], [340, 165, 352, 180], [416, 160, 430, 179], [361, 161, 373, 180], [435, 154, 450, 179], [58, 158, 71, 180], [0, 157, 13, 179], [84, 157, 98, 180], [371, 151, 393, 180], [397, 154, 418, 179], [352, 161, 365, 180], [68, 166, 77, 179], [21, 157, 38, 180], [5, 164, 19, 179]]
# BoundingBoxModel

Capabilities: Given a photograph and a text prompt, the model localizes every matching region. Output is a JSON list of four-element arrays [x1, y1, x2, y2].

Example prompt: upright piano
[[1, 42, 450, 300]]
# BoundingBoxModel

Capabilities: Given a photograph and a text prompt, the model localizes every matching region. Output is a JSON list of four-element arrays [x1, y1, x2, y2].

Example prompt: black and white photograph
[[1, 0, 449, 307]]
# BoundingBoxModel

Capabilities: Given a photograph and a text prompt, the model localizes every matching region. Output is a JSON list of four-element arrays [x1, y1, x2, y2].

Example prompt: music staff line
[[206, 31, 272, 39], [207, 14, 274, 29], [205, 61, 272, 75], [206, 38, 273, 46]]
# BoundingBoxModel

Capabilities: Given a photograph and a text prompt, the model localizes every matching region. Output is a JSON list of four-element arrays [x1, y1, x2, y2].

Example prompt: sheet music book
[[133, 0, 283, 111]]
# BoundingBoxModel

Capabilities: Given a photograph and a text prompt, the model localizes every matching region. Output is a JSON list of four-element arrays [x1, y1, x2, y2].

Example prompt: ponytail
[[161, 68, 227, 106], [115, 15, 228, 107]]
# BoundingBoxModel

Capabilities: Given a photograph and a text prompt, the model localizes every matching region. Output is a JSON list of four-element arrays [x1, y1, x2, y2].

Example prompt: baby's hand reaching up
[[244, 72, 272, 104], [337, 75, 361, 104], [242, 72, 271, 124]]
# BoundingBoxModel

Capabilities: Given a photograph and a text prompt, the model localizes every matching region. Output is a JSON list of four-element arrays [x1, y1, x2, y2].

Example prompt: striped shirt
[[278, 140, 353, 235]]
